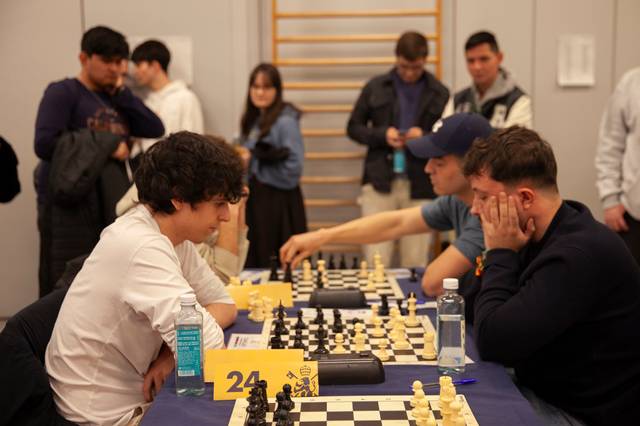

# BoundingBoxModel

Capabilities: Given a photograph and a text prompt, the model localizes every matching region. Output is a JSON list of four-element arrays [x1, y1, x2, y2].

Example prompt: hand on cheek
[[479, 192, 535, 252]]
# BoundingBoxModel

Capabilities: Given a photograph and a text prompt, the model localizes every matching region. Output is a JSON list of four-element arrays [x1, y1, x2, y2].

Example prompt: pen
[[421, 378, 477, 388]]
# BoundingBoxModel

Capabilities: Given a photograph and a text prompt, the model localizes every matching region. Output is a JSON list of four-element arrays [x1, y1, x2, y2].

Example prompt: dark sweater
[[474, 201, 640, 425], [34, 78, 164, 204]]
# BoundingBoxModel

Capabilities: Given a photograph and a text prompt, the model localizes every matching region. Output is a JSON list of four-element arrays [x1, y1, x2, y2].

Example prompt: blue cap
[[407, 113, 493, 159]]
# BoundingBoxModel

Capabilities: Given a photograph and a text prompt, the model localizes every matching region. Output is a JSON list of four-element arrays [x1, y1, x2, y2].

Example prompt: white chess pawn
[[249, 298, 265, 322], [333, 333, 347, 354], [412, 397, 432, 425], [373, 252, 382, 267], [365, 272, 376, 291], [376, 339, 390, 361], [370, 304, 379, 323], [359, 259, 368, 278], [410, 380, 424, 407], [371, 316, 385, 337], [446, 399, 465, 426], [317, 259, 326, 273], [422, 331, 436, 360], [405, 296, 420, 327], [374, 264, 385, 283], [394, 321, 410, 349], [353, 327, 366, 352]]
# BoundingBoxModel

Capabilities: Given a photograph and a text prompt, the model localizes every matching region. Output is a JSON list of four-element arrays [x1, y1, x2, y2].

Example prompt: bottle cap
[[180, 294, 197, 305], [443, 278, 459, 290]]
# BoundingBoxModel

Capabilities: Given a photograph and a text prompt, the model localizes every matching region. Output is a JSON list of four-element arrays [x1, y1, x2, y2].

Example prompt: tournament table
[[141, 269, 544, 425]]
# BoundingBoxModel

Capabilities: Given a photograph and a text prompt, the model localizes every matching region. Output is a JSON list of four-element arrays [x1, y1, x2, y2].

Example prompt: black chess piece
[[282, 384, 295, 410], [328, 254, 335, 270], [409, 267, 418, 282], [294, 310, 307, 330], [257, 380, 269, 413], [397, 299, 407, 316], [270, 332, 284, 349], [292, 331, 306, 350], [379, 295, 390, 316], [313, 307, 324, 325], [317, 251, 323, 260], [352, 256, 359, 269], [316, 271, 324, 289], [331, 309, 343, 333], [315, 323, 327, 340], [274, 392, 294, 425], [339, 254, 347, 270], [283, 262, 295, 284], [274, 318, 288, 335], [349, 318, 361, 337], [277, 302, 286, 320], [313, 333, 330, 354], [269, 254, 279, 281]]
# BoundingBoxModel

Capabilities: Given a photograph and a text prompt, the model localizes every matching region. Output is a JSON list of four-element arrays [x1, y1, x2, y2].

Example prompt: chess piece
[[354, 328, 366, 353], [269, 254, 279, 281], [270, 331, 284, 349], [242, 279, 253, 287], [328, 254, 335, 270], [257, 380, 269, 413], [351, 256, 359, 269], [316, 259, 326, 273], [422, 331, 436, 360], [339, 254, 347, 269], [374, 263, 385, 283], [349, 318, 362, 337], [295, 310, 307, 330], [317, 251, 323, 261], [371, 316, 385, 337], [376, 338, 390, 361], [373, 252, 382, 267], [370, 303, 379, 323], [331, 309, 343, 333], [262, 297, 274, 320], [413, 398, 433, 426], [229, 276, 241, 286], [292, 330, 306, 350], [274, 391, 294, 426], [277, 302, 286, 320], [446, 399, 465, 426], [302, 259, 312, 281], [393, 320, 410, 349], [249, 297, 265, 322], [410, 380, 424, 407], [273, 318, 288, 335], [313, 333, 329, 354], [359, 259, 368, 278], [405, 293, 421, 327], [379, 295, 390, 316], [333, 333, 347, 354], [283, 262, 295, 284], [282, 383, 295, 410], [313, 307, 324, 325], [315, 324, 327, 340], [409, 267, 418, 282], [365, 272, 376, 292]]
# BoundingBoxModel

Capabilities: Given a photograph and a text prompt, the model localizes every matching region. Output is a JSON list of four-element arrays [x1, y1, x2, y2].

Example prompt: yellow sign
[[213, 360, 319, 400], [226, 282, 293, 309], [204, 349, 303, 382]]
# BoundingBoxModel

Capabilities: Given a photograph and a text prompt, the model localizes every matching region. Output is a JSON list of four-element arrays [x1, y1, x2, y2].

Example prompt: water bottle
[[175, 294, 205, 396], [393, 148, 406, 174], [436, 278, 465, 374]]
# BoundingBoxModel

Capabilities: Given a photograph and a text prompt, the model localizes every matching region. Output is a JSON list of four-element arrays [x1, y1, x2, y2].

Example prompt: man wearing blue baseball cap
[[281, 113, 492, 297]]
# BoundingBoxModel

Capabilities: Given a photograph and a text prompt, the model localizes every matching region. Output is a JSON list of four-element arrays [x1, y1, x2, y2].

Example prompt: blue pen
[[421, 378, 477, 388]]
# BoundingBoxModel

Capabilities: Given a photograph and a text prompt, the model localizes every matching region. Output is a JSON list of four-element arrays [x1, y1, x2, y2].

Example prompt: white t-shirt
[[132, 79, 204, 155], [45, 205, 233, 425]]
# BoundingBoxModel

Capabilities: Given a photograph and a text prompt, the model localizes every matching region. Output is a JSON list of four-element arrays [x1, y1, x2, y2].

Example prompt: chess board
[[260, 313, 437, 365], [259, 269, 405, 302], [228, 394, 479, 425]]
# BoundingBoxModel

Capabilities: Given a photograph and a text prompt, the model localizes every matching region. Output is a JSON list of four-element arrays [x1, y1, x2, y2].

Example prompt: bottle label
[[393, 149, 406, 174], [176, 325, 202, 377]]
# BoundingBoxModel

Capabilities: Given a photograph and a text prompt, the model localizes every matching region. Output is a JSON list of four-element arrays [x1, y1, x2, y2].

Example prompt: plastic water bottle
[[393, 148, 406, 174], [175, 294, 205, 396], [437, 278, 465, 374]]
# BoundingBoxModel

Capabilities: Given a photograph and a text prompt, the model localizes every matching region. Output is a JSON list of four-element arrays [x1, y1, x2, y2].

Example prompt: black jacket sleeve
[[251, 140, 290, 163], [111, 86, 164, 138], [346, 81, 388, 149]]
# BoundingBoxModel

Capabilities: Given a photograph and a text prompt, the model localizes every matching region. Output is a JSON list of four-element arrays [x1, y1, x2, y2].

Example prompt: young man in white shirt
[[45, 131, 243, 425], [130, 39, 205, 160]]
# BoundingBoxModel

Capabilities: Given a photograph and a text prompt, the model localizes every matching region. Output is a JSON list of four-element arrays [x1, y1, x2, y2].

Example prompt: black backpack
[[0, 135, 20, 203]]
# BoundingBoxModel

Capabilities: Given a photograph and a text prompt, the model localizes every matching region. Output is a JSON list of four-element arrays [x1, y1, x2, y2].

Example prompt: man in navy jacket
[[34, 26, 164, 296], [464, 126, 640, 425]]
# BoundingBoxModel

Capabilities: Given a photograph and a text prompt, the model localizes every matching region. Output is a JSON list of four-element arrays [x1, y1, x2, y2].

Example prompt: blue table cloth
[[142, 269, 544, 425]]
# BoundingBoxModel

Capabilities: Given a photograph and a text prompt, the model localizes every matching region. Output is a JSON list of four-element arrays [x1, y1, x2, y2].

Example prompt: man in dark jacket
[[34, 26, 164, 296], [464, 126, 640, 425], [347, 31, 449, 268]]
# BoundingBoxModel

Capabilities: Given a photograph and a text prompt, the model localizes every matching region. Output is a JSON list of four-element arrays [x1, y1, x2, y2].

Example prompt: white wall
[[1, 0, 639, 316], [0, 0, 81, 317]]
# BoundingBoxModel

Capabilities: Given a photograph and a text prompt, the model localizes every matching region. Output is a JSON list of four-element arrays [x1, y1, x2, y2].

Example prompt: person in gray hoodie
[[444, 31, 532, 129], [595, 67, 640, 264]]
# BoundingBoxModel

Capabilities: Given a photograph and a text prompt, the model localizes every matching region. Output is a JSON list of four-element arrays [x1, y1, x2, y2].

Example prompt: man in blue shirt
[[281, 113, 491, 298], [34, 26, 164, 296]]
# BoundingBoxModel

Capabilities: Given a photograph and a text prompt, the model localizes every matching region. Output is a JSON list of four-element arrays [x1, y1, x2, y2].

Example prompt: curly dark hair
[[463, 126, 558, 190], [135, 131, 244, 214]]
